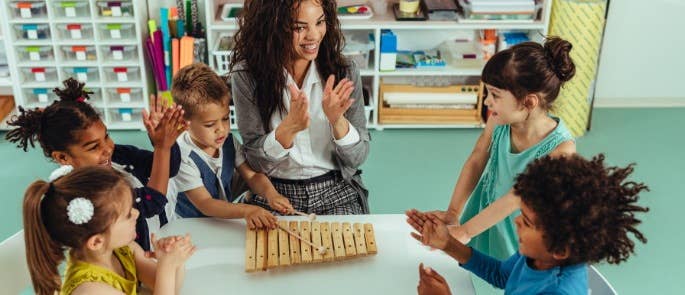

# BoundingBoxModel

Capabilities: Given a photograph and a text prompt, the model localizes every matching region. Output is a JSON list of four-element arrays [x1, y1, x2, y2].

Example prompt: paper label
[[120, 93, 131, 102], [20, 8, 32, 18], [117, 72, 128, 82], [29, 51, 40, 61], [77, 72, 88, 81], [112, 7, 122, 17], [113, 50, 123, 60], [27, 30, 38, 40], [70, 29, 82, 39], [110, 29, 121, 39], [38, 93, 48, 102], [76, 51, 86, 61], [65, 7, 76, 17], [35, 72, 46, 82], [121, 112, 132, 121]]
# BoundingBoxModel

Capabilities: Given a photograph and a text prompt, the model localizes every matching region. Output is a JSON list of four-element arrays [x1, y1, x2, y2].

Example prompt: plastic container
[[212, 34, 233, 73], [101, 45, 137, 62], [23, 88, 57, 106], [56, 23, 94, 40], [457, 0, 539, 21], [61, 45, 97, 62], [17, 45, 53, 62], [108, 107, 142, 123], [62, 66, 99, 83], [104, 66, 140, 83], [105, 87, 143, 105], [20, 67, 57, 83], [9, 1, 47, 19], [13, 24, 50, 41], [98, 23, 135, 40], [96, 1, 134, 17], [343, 32, 374, 69], [52, 1, 90, 18]]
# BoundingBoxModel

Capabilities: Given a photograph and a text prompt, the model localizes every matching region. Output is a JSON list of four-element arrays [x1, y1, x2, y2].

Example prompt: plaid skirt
[[248, 170, 363, 215]]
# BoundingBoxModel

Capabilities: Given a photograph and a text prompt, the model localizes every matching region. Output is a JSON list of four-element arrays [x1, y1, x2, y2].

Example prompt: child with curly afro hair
[[412, 154, 649, 295]]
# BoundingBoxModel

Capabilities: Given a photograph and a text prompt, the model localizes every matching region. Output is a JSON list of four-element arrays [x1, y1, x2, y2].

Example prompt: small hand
[[143, 105, 189, 149], [266, 194, 295, 215], [418, 263, 452, 295], [146, 94, 169, 129], [411, 215, 451, 250], [322, 75, 355, 125], [244, 206, 278, 230], [425, 210, 459, 226], [406, 209, 431, 233]]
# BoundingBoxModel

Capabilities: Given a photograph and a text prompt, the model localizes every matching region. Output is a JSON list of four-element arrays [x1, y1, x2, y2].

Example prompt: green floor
[[1, 108, 683, 294]]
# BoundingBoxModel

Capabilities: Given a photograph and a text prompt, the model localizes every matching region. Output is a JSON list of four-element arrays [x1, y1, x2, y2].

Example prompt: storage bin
[[62, 66, 99, 83], [101, 45, 137, 62], [105, 87, 143, 105], [108, 107, 142, 123], [17, 45, 53, 62], [13, 24, 50, 41], [23, 88, 57, 106], [343, 32, 374, 69], [56, 23, 94, 40], [98, 23, 135, 40], [104, 66, 140, 82], [9, 1, 47, 19], [52, 0, 89, 18], [96, 1, 134, 17], [61, 45, 97, 62], [20, 67, 57, 83]]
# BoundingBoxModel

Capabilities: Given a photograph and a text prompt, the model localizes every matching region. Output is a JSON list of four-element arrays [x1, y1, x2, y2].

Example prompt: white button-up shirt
[[262, 62, 360, 179]]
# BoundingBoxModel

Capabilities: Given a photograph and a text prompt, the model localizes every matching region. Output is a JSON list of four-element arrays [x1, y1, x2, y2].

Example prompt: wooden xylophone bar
[[245, 221, 377, 272]]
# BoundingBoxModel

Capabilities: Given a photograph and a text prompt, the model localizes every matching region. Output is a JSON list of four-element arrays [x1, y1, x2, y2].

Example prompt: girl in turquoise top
[[408, 37, 577, 259], [22, 166, 194, 295]]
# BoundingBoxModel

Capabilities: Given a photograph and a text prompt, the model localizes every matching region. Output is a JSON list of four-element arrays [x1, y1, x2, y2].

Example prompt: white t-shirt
[[173, 132, 246, 201]]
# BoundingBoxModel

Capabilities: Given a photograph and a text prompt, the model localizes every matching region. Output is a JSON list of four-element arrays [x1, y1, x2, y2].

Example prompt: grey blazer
[[230, 61, 371, 213]]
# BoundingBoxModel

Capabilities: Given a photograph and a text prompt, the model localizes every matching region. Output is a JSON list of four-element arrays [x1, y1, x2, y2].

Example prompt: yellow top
[[61, 246, 138, 295]]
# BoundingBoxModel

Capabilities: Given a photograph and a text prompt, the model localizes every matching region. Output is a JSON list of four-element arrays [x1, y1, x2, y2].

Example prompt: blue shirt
[[462, 249, 587, 295]]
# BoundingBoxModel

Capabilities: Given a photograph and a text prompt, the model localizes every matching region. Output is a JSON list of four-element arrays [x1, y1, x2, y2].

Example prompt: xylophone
[[245, 220, 377, 272]]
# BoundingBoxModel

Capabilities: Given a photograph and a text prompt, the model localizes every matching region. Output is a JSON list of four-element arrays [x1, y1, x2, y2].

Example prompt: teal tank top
[[460, 117, 574, 259]]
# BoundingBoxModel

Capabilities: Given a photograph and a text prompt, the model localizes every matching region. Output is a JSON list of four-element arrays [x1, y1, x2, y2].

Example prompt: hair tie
[[45, 182, 55, 199], [67, 198, 94, 225]]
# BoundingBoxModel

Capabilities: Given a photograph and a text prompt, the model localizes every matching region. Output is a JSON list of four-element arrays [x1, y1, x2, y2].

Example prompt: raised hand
[[322, 75, 355, 125], [146, 94, 169, 130], [143, 104, 189, 149], [425, 210, 459, 226], [284, 84, 310, 133], [406, 209, 431, 233], [411, 215, 451, 251]]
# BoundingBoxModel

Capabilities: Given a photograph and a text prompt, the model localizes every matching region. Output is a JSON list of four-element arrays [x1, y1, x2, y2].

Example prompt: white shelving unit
[[0, 0, 150, 130], [204, 0, 553, 130]]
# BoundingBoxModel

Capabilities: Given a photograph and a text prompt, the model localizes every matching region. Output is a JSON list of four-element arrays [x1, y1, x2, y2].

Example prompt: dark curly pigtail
[[5, 78, 101, 158]]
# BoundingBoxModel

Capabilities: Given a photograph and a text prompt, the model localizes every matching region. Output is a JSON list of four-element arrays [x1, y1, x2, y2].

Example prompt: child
[[171, 63, 289, 229], [23, 166, 195, 295], [6, 78, 187, 251], [414, 154, 649, 295], [407, 37, 577, 259], [229, 0, 371, 214]]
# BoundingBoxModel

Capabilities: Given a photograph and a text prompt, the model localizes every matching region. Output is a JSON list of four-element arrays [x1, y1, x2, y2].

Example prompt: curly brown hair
[[229, 0, 349, 132], [514, 154, 649, 265], [5, 78, 99, 158], [482, 36, 575, 110]]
